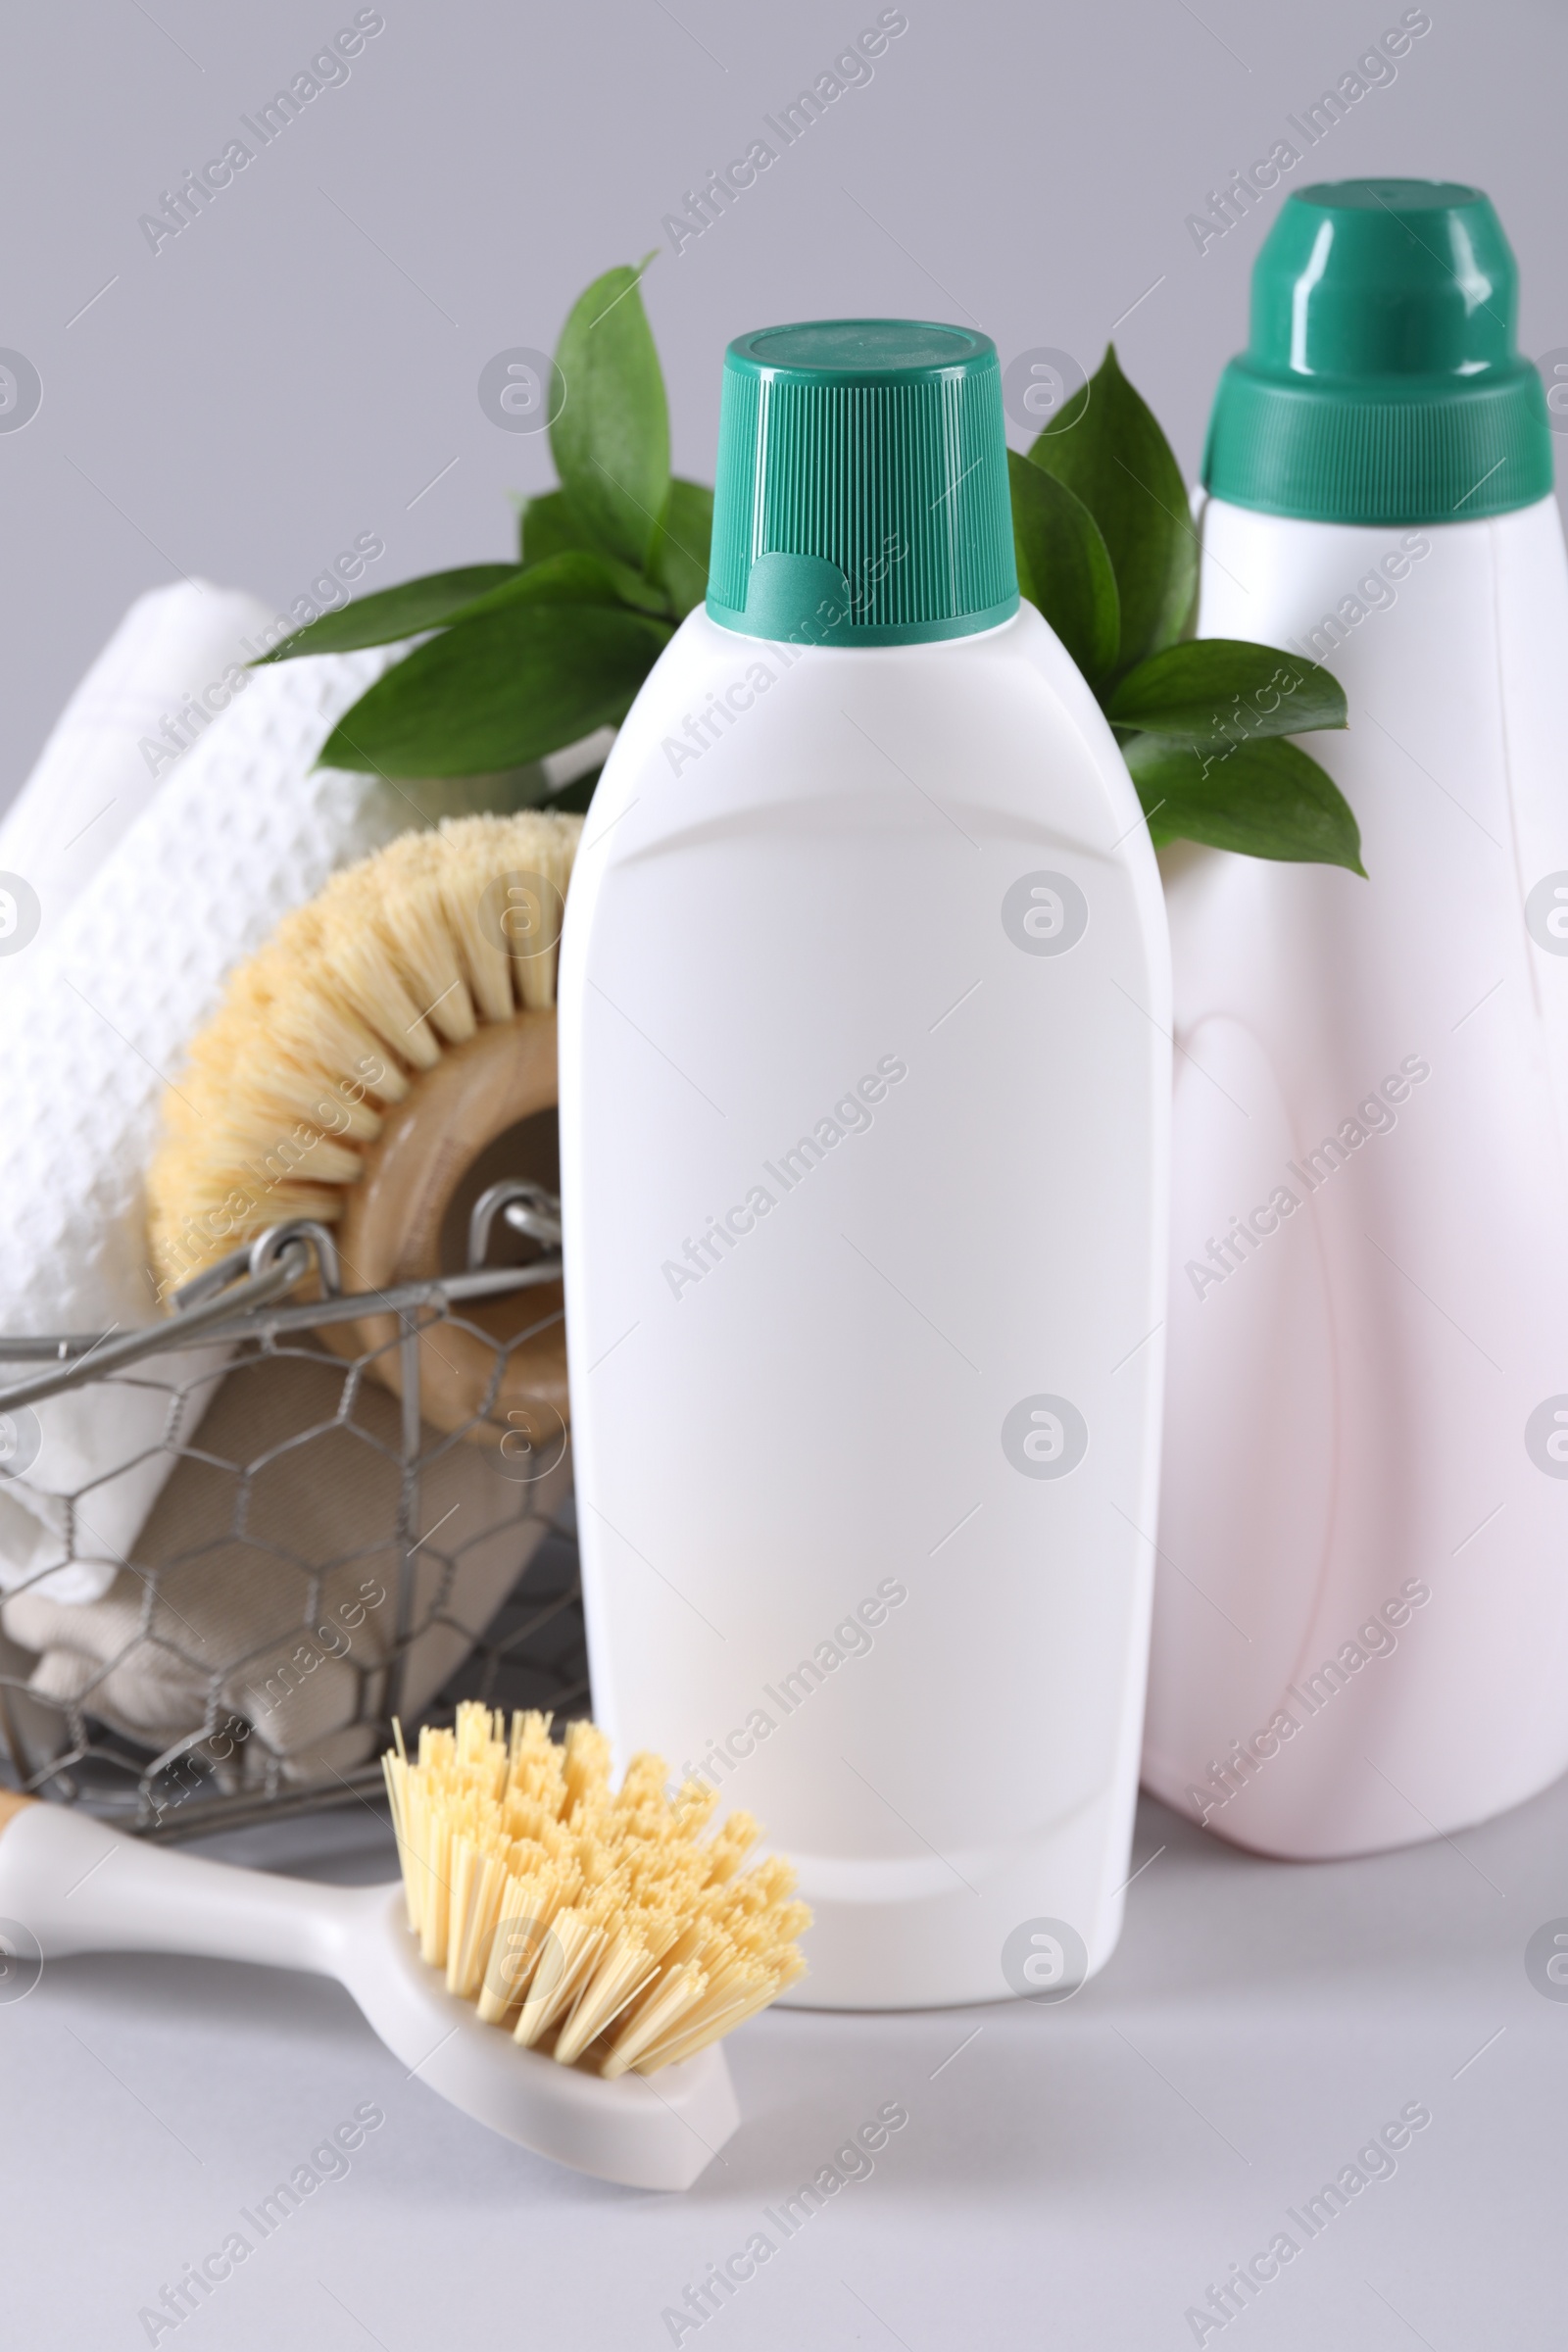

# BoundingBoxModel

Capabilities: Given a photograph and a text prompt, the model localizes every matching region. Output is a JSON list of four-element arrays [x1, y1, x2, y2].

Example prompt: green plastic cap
[[706, 320, 1018, 646], [1203, 179, 1553, 524]]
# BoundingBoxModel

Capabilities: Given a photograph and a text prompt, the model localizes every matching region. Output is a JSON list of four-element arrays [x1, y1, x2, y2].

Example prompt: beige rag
[[1, 1348, 570, 1785]]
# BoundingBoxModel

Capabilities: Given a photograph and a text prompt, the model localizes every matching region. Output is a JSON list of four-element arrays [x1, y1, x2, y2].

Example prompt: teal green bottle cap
[[706, 320, 1019, 646], [1203, 179, 1554, 524]]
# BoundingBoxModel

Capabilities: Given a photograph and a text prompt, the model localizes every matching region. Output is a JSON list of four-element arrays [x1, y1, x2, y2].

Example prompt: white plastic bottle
[[559, 321, 1170, 2008], [1145, 181, 1568, 1858]]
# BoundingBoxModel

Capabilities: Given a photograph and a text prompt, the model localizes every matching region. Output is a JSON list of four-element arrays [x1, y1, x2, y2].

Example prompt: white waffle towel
[[0, 635, 408, 1600], [0, 581, 273, 1005]]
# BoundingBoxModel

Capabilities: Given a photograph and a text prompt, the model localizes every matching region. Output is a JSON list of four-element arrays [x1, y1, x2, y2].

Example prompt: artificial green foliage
[[548, 258, 670, 568], [1104, 639, 1347, 747], [318, 604, 670, 778], [1027, 343, 1198, 678], [270, 265, 694, 796], [516, 488, 599, 568], [1123, 734, 1366, 874], [1006, 452, 1118, 687], [442, 549, 670, 624], [270, 271, 1362, 871], [1017, 344, 1361, 873], [256, 566, 520, 663], [647, 478, 715, 619]]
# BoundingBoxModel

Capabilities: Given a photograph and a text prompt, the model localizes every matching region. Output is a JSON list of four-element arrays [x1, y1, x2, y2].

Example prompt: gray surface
[[2, 0, 1567, 813], [3, 1777, 1563, 2348]]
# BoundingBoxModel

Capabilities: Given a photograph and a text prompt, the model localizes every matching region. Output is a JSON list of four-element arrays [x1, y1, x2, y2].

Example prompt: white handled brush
[[0, 1711, 808, 2191]]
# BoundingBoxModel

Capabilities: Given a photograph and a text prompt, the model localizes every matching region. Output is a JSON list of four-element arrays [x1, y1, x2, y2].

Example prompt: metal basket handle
[[0, 1220, 339, 1411]]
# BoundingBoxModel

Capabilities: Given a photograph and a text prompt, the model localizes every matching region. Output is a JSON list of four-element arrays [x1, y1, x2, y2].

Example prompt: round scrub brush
[[147, 811, 581, 1440]]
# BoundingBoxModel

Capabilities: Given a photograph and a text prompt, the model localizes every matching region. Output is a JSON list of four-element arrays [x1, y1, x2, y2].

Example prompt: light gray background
[[2, 0, 1566, 808], [4, 3, 1568, 2346]]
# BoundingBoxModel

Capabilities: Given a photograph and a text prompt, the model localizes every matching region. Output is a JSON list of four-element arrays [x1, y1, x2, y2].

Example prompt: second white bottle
[[1146, 179, 1568, 1858]]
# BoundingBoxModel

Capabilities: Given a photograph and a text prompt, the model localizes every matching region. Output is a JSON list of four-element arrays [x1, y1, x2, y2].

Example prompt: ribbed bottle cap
[[706, 320, 1018, 646], [1204, 179, 1553, 524]]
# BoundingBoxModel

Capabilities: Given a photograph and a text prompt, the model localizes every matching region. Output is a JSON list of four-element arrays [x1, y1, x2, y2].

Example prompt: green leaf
[[1006, 451, 1119, 685], [647, 477, 713, 618], [1106, 639, 1348, 748], [550, 259, 670, 568], [444, 548, 668, 624], [317, 603, 670, 777], [1028, 344, 1198, 679], [516, 487, 598, 567], [255, 566, 520, 662], [1122, 732, 1365, 873]]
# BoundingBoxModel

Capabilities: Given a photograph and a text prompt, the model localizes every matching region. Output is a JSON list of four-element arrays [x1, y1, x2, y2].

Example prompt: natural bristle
[[380, 1703, 809, 2078], [146, 810, 582, 1292]]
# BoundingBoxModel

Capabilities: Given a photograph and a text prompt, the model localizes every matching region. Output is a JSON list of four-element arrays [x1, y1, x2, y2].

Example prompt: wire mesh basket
[[0, 1194, 586, 1839]]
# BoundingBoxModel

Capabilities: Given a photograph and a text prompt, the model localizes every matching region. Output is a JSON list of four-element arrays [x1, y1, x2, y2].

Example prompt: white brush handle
[[0, 1797, 361, 1976], [0, 1795, 743, 2190]]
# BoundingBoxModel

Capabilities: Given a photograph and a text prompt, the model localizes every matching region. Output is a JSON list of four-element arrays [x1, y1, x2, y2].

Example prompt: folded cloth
[[0, 1620, 66, 1775], [0, 641, 408, 1601], [3, 1348, 572, 1784], [0, 581, 272, 1004]]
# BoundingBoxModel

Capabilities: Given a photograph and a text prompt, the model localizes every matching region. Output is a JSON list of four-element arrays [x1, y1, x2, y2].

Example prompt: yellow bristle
[[551, 1925, 660, 2065], [314, 875, 447, 1070], [436, 810, 577, 1018], [562, 1719, 612, 1819], [474, 1864, 571, 2024], [379, 836, 479, 1047], [146, 810, 583, 1286], [698, 1810, 762, 1882], [598, 1961, 710, 2079], [380, 1702, 809, 2077], [241, 1067, 384, 1144], [513, 1908, 608, 2047], [262, 957, 415, 1106]]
